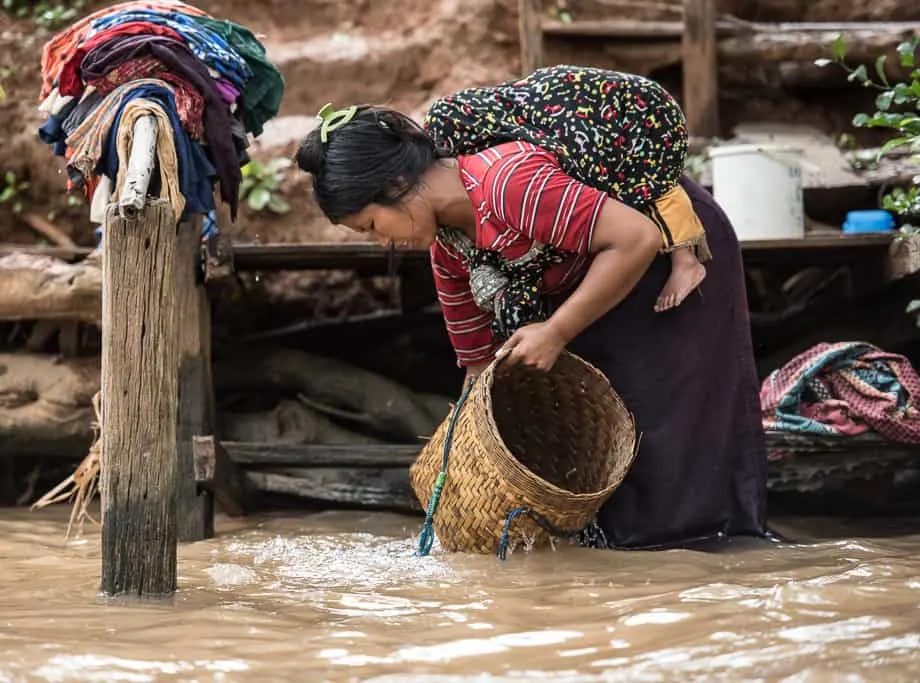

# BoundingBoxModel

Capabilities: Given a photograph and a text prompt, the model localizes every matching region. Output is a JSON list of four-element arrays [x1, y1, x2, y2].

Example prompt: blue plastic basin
[[842, 210, 895, 234]]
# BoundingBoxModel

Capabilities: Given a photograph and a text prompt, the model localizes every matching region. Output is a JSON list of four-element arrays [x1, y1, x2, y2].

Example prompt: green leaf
[[853, 113, 871, 127], [878, 136, 909, 158], [876, 91, 894, 111], [248, 187, 271, 211], [894, 82, 914, 104], [832, 34, 846, 61], [876, 55, 890, 86], [0, 186, 13, 203], [898, 39, 917, 68], [847, 64, 869, 84], [814, 58, 832, 68]]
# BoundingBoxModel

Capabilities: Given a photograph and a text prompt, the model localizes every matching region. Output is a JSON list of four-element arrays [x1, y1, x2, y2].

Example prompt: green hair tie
[[317, 102, 358, 143]]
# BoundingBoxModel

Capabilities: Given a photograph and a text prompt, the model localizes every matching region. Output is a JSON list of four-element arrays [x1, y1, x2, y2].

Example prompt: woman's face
[[340, 192, 439, 249]]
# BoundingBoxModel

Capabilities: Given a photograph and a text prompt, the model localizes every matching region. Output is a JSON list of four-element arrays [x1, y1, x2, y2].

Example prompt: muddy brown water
[[3, 507, 920, 682]]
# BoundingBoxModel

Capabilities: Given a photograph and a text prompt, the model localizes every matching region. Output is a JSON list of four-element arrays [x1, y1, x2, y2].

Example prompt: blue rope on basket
[[415, 376, 478, 557]]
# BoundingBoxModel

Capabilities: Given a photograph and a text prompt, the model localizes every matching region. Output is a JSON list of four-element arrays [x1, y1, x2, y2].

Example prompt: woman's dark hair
[[296, 105, 448, 223]]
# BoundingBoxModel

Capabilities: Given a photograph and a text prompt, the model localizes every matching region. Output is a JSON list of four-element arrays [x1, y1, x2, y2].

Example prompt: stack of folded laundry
[[36, 0, 284, 234]]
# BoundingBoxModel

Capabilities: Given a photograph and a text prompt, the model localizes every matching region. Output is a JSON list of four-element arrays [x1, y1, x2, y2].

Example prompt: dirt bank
[[0, 0, 917, 292]]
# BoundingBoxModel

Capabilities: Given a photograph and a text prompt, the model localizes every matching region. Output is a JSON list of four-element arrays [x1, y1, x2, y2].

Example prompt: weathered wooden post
[[682, 0, 720, 138], [518, 0, 543, 75], [99, 116, 182, 597], [175, 214, 216, 542]]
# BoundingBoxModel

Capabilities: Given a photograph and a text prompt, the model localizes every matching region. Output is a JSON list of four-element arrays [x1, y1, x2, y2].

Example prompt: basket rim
[[474, 349, 638, 504]]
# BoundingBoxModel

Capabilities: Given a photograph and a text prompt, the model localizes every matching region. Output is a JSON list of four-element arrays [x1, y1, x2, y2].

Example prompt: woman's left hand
[[496, 322, 567, 371]]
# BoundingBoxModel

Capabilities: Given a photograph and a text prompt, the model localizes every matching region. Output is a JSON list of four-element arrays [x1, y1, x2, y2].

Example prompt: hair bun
[[295, 129, 325, 175]]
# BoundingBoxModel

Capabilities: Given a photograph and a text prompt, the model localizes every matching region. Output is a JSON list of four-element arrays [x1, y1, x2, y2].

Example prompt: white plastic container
[[708, 144, 805, 241]]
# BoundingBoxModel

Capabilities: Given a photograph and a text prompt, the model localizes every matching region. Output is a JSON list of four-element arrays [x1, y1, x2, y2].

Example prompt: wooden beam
[[544, 19, 703, 38], [202, 229, 235, 284], [682, 0, 720, 138], [246, 468, 420, 512], [219, 441, 422, 467], [541, 19, 920, 40], [719, 26, 920, 64], [541, 19, 920, 65], [765, 431, 920, 494], [175, 218, 215, 542], [229, 242, 429, 273], [518, 0, 543, 74], [0, 253, 101, 323], [192, 435, 253, 517], [741, 233, 893, 252], [99, 199, 180, 599]]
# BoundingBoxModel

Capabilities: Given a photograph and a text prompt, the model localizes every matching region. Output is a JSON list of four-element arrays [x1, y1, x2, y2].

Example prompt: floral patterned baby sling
[[425, 65, 691, 338]]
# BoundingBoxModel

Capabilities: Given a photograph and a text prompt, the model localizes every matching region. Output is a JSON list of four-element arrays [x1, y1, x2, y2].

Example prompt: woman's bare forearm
[[546, 239, 659, 345]]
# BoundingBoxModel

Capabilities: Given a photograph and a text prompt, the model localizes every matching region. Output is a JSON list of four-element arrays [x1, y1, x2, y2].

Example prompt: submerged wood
[[0, 353, 98, 456], [765, 432, 920, 493], [220, 399, 386, 445], [215, 348, 442, 442], [219, 440, 421, 467], [0, 253, 101, 323], [246, 467, 420, 513]]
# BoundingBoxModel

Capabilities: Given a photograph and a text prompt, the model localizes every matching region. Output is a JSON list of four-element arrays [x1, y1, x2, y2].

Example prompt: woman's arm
[[499, 198, 661, 370], [545, 199, 661, 343], [430, 242, 500, 382], [476, 144, 663, 370]]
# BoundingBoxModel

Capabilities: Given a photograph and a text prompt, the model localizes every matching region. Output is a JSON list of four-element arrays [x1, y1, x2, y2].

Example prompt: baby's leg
[[654, 246, 707, 312]]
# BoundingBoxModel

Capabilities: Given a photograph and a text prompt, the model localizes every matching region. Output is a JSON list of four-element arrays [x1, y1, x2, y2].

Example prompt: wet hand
[[495, 322, 567, 372]]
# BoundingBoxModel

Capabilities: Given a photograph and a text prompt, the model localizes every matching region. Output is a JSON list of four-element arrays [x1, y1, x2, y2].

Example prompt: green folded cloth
[[193, 16, 285, 137]]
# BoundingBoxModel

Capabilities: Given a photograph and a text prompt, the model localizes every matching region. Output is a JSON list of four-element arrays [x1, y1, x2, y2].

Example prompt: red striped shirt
[[431, 141, 608, 367]]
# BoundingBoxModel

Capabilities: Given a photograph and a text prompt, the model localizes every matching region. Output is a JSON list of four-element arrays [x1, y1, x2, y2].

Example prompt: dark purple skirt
[[557, 177, 768, 549]]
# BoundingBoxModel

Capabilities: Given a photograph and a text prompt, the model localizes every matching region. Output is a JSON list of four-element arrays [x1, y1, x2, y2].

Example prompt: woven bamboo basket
[[409, 350, 637, 555]]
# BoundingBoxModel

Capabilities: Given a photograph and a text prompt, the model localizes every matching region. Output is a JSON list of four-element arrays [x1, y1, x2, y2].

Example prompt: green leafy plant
[[240, 157, 292, 215], [2, 0, 85, 28], [0, 170, 30, 214], [822, 36, 920, 320], [820, 35, 920, 235]]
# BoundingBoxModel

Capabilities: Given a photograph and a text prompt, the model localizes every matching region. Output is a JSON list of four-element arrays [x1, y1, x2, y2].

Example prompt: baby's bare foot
[[655, 253, 707, 312]]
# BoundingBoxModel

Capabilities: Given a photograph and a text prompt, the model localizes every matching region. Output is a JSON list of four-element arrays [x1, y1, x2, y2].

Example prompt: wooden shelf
[[0, 233, 895, 274], [741, 233, 893, 251]]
